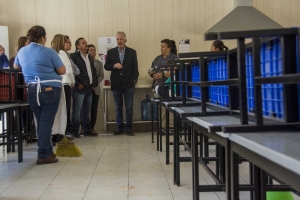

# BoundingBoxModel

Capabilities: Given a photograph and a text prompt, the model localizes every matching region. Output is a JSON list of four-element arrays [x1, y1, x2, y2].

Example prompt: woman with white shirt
[[63, 35, 77, 135], [51, 34, 75, 138]]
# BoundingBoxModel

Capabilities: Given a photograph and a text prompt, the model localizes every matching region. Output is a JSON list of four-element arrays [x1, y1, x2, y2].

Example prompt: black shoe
[[84, 130, 98, 136], [113, 130, 125, 135], [71, 132, 81, 138], [125, 130, 135, 136], [89, 130, 98, 136]]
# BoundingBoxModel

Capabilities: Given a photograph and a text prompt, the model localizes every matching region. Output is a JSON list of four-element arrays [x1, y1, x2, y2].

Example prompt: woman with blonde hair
[[51, 34, 75, 142]]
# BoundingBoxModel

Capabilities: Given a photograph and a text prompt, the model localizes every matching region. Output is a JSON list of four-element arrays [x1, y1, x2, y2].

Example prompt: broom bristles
[[55, 136, 82, 157]]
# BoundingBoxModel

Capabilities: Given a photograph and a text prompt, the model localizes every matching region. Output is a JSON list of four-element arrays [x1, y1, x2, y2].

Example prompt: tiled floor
[[0, 132, 299, 200]]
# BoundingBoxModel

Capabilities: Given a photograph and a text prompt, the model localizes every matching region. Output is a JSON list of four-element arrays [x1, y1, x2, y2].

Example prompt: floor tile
[[49, 178, 91, 189], [84, 186, 129, 198], [89, 174, 128, 187], [39, 187, 86, 199], [84, 197, 127, 200], [0, 187, 46, 199], [0, 197, 39, 200], [128, 185, 172, 196], [169, 184, 193, 195], [128, 194, 173, 200], [6, 177, 54, 189], [173, 195, 193, 200]]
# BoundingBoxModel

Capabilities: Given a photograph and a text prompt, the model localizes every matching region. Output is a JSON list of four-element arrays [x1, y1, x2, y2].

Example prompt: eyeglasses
[[66, 42, 71, 44]]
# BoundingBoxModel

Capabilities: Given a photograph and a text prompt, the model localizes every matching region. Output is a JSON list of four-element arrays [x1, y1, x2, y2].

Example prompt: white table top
[[172, 106, 203, 114], [230, 131, 300, 176], [162, 100, 199, 106], [187, 115, 243, 130]]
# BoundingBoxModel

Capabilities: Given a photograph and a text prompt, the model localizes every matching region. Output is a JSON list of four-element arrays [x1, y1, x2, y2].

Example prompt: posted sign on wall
[[97, 37, 117, 88]]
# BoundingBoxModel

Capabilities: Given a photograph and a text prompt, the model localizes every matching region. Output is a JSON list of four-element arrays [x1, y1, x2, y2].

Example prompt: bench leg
[[166, 111, 170, 164], [192, 128, 199, 200]]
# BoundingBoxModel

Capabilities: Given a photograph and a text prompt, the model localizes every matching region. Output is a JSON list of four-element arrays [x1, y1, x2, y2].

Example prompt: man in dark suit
[[70, 38, 98, 138], [104, 31, 139, 136]]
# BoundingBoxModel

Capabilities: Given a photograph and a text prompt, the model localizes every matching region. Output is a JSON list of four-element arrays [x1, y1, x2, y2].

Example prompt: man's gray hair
[[116, 31, 126, 38]]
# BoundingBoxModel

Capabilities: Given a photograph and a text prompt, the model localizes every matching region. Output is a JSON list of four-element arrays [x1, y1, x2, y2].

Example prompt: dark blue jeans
[[27, 84, 61, 159], [112, 86, 135, 131], [72, 87, 93, 133], [91, 91, 100, 129], [81, 90, 99, 129]]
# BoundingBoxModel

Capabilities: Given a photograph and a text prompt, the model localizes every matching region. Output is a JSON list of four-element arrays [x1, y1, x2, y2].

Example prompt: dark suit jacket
[[104, 46, 139, 90], [70, 51, 98, 88]]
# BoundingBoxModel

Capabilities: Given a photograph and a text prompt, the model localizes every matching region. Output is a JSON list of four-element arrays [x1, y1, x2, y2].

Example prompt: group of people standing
[[10, 26, 140, 165], [4, 23, 228, 165], [13, 25, 104, 165]]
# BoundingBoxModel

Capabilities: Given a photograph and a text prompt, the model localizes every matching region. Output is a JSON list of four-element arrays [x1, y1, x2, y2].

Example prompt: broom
[[55, 136, 82, 157]]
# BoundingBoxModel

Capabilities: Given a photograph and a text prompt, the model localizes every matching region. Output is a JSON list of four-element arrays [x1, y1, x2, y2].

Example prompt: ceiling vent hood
[[205, 0, 283, 40]]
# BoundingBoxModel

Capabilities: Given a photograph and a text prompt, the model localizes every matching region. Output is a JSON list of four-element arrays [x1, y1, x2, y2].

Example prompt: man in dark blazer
[[104, 31, 139, 136], [70, 38, 98, 138]]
